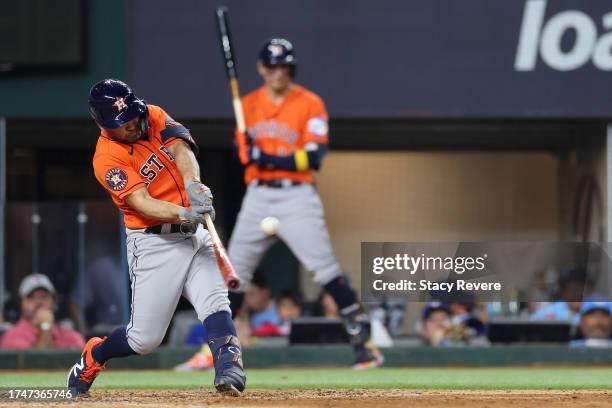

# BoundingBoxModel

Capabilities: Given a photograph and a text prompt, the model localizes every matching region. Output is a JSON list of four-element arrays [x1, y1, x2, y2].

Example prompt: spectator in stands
[[311, 291, 339, 319], [246, 279, 282, 336], [0, 274, 84, 349], [420, 302, 452, 346], [570, 301, 612, 347], [530, 301, 581, 324], [420, 301, 488, 346], [531, 267, 591, 325], [277, 292, 302, 335]]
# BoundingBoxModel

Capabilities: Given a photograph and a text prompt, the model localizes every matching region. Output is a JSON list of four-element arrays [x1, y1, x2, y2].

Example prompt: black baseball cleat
[[66, 337, 107, 396], [208, 335, 246, 396], [352, 340, 384, 370]]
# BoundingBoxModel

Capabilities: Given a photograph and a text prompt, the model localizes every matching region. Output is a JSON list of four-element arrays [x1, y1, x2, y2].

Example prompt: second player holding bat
[[215, 6, 385, 369]]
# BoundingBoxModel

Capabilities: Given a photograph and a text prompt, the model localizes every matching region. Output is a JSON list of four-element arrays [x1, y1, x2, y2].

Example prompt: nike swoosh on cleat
[[72, 357, 85, 378]]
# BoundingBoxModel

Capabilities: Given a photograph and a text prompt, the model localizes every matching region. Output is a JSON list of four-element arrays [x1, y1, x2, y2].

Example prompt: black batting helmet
[[258, 38, 296, 77], [88, 79, 149, 132]]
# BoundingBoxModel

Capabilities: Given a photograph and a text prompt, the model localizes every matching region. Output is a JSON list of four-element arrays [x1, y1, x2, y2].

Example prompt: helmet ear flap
[[88, 106, 99, 122]]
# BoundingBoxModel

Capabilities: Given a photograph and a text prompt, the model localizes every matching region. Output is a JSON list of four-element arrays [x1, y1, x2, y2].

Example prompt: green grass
[[1, 368, 611, 390]]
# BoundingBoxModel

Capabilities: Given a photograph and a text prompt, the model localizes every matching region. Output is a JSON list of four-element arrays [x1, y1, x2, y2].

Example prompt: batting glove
[[186, 182, 213, 206], [185, 182, 215, 221], [179, 204, 215, 223]]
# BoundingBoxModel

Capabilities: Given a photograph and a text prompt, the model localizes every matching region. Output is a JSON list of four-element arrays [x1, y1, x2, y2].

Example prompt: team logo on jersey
[[249, 120, 299, 144], [307, 117, 328, 137], [113, 97, 128, 111], [105, 167, 128, 191]]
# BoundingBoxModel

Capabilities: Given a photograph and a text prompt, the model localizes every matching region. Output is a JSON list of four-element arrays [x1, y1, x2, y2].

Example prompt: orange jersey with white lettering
[[236, 84, 329, 184], [92, 104, 194, 229]]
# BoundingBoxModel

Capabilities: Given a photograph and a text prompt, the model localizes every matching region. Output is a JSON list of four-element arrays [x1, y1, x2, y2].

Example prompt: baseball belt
[[256, 179, 304, 188], [144, 221, 198, 235]]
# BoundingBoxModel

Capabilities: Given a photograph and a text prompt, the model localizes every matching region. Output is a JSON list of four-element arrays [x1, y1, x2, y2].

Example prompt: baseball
[[260, 216, 280, 235]]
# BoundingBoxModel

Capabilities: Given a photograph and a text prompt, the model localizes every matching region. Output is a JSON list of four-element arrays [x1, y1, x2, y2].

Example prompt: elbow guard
[[161, 120, 199, 155]]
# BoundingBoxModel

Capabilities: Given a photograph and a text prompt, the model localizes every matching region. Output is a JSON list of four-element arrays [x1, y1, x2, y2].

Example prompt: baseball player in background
[[66, 79, 246, 396], [229, 39, 384, 369]]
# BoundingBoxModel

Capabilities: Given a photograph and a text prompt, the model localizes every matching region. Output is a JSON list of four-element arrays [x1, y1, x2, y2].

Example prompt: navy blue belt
[[256, 179, 303, 188], [144, 222, 197, 235]]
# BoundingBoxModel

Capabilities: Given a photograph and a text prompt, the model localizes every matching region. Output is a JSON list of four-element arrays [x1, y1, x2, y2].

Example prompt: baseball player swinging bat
[[204, 213, 240, 290]]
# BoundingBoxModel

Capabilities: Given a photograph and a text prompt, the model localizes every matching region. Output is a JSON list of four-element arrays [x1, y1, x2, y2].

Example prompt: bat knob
[[227, 279, 240, 290]]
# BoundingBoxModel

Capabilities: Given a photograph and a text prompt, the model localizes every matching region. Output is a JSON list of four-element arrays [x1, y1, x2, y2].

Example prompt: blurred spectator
[[569, 302, 612, 348], [419, 301, 488, 346], [70, 255, 127, 337], [0, 274, 84, 349], [246, 280, 282, 337], [277, 292, 302, 335], [420, 302, 452, 346], [530, 301, 581, 324], [310, 291, 340, 319], [531, 267, 593, 324]]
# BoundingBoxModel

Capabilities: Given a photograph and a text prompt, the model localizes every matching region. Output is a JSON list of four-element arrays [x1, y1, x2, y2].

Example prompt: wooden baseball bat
[[204, 213, 240, 290], [215, 6, 251, 155]]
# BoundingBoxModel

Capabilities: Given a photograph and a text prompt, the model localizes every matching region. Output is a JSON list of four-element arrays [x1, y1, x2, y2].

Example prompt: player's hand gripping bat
[[204, 213, 240, 290]]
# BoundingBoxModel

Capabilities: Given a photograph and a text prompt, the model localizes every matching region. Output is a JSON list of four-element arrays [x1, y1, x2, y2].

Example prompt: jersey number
[[140, 154, 165, 181]]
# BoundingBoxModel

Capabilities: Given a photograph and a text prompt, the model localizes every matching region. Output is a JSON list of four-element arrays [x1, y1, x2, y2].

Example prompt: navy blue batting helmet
[[258, 38, 296, 66], [88, 79, 148, 131]]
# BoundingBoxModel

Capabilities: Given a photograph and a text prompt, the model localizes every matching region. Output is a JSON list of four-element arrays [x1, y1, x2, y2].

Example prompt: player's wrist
[[185, 177, 201, 186]]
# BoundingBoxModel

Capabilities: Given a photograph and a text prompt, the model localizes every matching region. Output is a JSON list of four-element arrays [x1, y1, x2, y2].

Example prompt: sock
[[204, 311, 240, 373], [204, 311, 237, 341], [92, 326, 137, 364], [324, 275, 358, 312], [324, 276, 370, 350]]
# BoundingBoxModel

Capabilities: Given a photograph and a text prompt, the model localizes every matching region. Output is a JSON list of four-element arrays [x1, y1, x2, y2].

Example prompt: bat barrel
[[215, 6, 237, 79]]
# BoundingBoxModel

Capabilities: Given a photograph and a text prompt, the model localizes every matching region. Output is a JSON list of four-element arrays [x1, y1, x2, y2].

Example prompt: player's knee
[[313, 263, 343, 285], [198, 301, 232, 322], [127, 332, 165, 355]]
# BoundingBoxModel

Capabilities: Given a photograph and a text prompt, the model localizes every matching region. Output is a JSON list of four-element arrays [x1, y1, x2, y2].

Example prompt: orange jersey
[[92, 104, 193, 229], [236, 84, 329, 184]]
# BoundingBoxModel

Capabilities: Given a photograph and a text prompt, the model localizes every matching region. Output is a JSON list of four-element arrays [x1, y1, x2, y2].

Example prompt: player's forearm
[[136, 196, 185, 221], [173, 141, 201, 185], [127, 193, 184, 221]]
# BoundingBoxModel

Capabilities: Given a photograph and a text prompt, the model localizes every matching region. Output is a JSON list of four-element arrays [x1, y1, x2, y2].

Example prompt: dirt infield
[[8, 389, 611, 407]]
